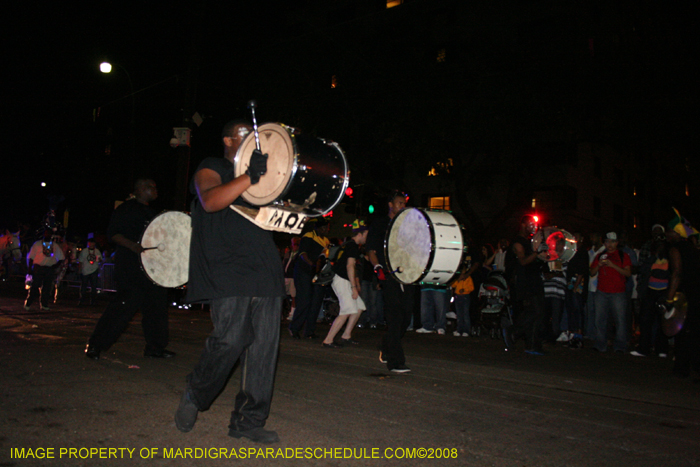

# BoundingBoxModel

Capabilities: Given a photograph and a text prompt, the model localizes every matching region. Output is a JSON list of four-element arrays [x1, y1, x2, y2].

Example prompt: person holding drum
[[85, 179, 173, 360], [664, 209, 700, 378], [367, 190, 415, 373], [503, 215, 548, 355], [175, 119, 285, 444]]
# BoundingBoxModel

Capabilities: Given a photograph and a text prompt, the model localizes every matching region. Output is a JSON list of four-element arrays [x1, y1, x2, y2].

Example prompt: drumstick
[[247, 100, 261, 151], [142, 244, 165, 252]]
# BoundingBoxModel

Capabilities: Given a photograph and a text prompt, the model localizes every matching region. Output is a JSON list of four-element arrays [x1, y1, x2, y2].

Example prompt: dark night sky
[[2, 1, 697, 237], [2, 1, 282, 233]]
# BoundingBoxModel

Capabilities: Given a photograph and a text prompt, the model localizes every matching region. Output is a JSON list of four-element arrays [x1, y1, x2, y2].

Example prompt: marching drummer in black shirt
[[85, 178, 172, 360], [367, 190, 415, 373], [175, 120, 286, 444]]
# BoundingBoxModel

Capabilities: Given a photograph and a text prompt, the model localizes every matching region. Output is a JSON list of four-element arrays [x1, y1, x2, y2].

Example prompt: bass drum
[[234, 123, 349, 217], [139, 211, 191, 288], [385, 208, 465, 285]]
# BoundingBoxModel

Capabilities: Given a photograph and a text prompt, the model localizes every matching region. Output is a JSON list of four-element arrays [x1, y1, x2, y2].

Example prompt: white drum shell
[[385, 208, 464, 285], [140, 211, 192, 288]]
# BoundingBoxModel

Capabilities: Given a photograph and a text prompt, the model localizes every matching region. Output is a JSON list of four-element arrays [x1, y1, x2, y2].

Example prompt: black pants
[[636, 288, 669, 355], [26, 265, 58, 308], [80, 271, 99, 303], [187, 296, 282, 431], [380, 279, 415, 370], [289, 272, 324, 337], [512, 293, 546, 352], [674, 305, 700, 377], [89, 277, 169, 352]]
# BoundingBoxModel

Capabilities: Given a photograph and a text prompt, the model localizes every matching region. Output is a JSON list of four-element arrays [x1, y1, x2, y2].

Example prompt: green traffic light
[[368, 205, 375, 214]]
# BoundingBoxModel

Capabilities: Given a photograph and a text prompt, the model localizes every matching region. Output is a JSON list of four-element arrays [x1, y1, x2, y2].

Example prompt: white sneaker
[[445, 312, 457, 319], [23, 304, 30, 311], [556, 331, 570, 342], [437, 329, 445, 335], [462, 332, 471, 337], [415, 328, 435, 334], [453, 330, 461, 337], [629, 350, 647, 357], [658, 353, 667, 358], [40, 305, 50, 311]]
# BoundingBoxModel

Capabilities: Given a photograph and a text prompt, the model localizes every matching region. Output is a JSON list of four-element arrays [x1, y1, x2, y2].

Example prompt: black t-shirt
[[367, 215, 391, 269], [186, 157, 285, 303], [107, 199, 155, 285], [466, 247, 486, 291], [512, 234, 544, 299], [295, 234, 327, 277], [332, 240, 360, 281], [566, 249, 589, 280]]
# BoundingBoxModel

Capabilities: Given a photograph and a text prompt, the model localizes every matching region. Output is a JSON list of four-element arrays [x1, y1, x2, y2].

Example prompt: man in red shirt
[[590, 232, 632, 352]]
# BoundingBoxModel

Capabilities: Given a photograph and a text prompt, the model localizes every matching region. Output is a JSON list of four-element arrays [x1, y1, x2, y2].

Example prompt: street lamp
[[99, 61, 135, 123], [98, 61, 137, 183]]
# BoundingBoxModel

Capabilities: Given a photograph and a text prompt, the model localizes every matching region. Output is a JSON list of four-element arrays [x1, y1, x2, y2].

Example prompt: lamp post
[[98, 51, 197, 211], [99, 61, 135, 124], [99, 61, 137, 182]]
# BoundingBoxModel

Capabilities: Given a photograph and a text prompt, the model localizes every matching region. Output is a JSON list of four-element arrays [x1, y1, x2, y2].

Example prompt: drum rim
[[312, 140, 349, 216], [273, 133, 349, 217], [139, 210, 191, 288], [544, 228, 577, 263]]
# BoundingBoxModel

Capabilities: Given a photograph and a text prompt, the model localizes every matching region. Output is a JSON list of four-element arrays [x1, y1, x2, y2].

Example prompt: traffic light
[[343, 186, 356, 214]]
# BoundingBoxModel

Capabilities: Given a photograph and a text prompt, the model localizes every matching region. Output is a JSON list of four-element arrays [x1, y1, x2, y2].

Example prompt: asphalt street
[[1, 281, 698, 467]]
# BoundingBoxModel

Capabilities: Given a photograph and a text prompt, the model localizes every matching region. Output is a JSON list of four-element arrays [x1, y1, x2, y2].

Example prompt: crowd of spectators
[[281, 209, 699, 378]]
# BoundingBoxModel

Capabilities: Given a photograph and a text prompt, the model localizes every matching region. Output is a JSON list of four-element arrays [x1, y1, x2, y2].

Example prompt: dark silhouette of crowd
[[286, 205, 700, 381]]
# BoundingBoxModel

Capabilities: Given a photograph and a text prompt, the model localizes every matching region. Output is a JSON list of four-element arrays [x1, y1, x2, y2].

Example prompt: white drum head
[[140, 211, 191, 288], [234, 123, 295, 206], [386, 208, 432, 284]]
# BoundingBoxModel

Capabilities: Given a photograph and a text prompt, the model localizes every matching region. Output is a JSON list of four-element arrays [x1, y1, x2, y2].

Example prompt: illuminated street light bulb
[[100, 62, 113, 73], [41, 182, 47, 187]]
